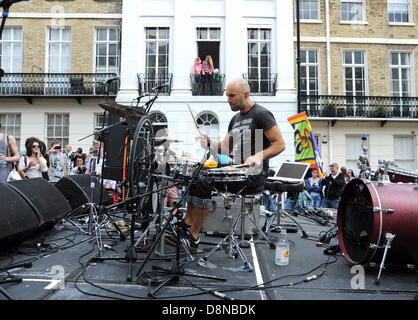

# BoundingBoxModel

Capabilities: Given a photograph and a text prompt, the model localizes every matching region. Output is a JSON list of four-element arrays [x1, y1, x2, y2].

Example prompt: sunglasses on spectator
[[32, 145, 40, 148]]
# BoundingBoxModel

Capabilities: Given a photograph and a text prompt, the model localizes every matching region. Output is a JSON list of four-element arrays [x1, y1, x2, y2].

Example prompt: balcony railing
[[301, 95, 418, 119], [137, 73, 173, 96], [190, 73, 225, 96], [0, 73, 119, 97], [242, 73, 278, 96]]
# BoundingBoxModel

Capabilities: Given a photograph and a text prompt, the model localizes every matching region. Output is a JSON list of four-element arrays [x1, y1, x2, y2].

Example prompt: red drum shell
[[337, 178, 418, 265], [375, 167, 418, 183]]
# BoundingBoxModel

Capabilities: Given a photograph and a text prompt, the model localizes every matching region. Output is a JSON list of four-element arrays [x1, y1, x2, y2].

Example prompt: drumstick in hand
[[187, 104, 203, 136]]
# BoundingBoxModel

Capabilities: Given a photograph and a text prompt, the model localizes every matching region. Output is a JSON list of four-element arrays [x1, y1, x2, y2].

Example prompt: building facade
[[296, 0, 418, 173], [0, 0, 122, 152]]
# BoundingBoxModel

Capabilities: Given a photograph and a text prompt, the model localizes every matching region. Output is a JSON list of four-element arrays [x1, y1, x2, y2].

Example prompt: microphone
[[103, 75, 120, 85], [152, 82, 169, 91], [0, 0, 28, 9]]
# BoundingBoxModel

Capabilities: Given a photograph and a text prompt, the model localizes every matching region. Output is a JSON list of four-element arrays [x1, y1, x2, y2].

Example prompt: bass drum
[[337, 178, 418, 265]]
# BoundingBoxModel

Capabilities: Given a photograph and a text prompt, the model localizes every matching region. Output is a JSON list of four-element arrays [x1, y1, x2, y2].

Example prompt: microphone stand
[[135, 148, 226, 298]]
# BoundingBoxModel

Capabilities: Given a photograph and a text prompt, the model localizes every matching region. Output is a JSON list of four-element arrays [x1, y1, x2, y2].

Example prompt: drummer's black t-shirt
[[227, 103, 277, 172]]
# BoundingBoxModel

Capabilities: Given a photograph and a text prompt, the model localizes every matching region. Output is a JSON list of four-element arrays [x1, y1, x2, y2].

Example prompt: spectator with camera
[[47, 140, 69, 183]]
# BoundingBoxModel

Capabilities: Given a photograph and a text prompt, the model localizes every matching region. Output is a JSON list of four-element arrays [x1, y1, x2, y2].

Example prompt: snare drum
[[204, 167, 264, 195], [168, 159, 199, 177]]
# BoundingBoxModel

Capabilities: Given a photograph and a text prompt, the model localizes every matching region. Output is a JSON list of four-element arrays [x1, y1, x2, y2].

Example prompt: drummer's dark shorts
[[186, 174, 266, 210]]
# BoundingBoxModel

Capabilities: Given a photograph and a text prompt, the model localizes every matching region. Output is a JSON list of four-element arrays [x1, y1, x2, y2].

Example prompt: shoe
[[181, 235, 200, 254]]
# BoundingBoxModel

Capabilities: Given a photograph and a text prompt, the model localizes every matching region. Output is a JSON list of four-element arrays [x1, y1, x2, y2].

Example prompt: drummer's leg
[[185, 205, 210, 240]]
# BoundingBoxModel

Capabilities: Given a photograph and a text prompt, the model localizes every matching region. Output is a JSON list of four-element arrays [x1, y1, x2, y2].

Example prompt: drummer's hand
[[200, 133, 210, 149], [244, 154, 263, 168]]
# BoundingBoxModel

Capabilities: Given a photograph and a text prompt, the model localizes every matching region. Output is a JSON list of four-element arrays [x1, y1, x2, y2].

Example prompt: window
[[346, 134, 368, 176], [390, 52, 412, 97], [0, 27, 23, 72], [0, 113, 21, 147], [145, 27, 169, 77], [95, 27, 120, 74], [46, 114, 69, 148], [196, 27, 221, 40], [247, 28, 272, 94], [47, 27, 71, 73], [300, 49, 319, 114], [94, 113, 109, 130], [394, 135, 416, 170], [388, 0, 411, 23], [297, 0, 319, 20], [341, 0, 365, 22], [343, 50, 367, 114]]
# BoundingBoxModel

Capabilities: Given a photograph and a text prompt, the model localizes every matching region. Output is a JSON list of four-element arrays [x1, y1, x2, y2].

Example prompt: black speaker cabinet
[[0, 178, 72, 246], [54, 174, 111, 211]]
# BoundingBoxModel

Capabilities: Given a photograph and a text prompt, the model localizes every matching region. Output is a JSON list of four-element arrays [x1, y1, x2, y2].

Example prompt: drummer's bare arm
[[244, 125, 286, 166]]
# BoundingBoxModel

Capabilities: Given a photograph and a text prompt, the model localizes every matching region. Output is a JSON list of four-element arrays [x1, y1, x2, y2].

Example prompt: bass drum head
[[338, 179, 375, 264]]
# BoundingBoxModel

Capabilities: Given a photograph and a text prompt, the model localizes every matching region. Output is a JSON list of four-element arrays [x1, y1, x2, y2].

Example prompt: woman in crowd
[[18, 137, 48, 179], [346, 168, 355, 182], [305, 168, 323, 208]]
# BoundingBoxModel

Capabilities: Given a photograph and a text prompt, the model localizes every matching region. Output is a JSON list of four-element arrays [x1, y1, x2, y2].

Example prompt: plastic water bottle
[[275, 230, 290, 266], [0, 160, 7, 168]]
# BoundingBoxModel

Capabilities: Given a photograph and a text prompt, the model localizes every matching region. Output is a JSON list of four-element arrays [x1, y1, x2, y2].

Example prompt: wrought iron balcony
[[301, 95, 418, 119], [0, 73, 119, 98], [190, 73, 225, 96], [137, 73, 173, 96], [242, 73, 278, 96]]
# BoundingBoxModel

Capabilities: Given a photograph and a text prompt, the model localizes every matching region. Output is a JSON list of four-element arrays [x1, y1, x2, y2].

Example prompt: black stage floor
[[1, 206, 417, 309]]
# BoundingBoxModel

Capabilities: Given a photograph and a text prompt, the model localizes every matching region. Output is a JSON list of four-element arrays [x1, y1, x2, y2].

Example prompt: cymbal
[[153, 136, 184, 143], [99, 102, 146, 120]]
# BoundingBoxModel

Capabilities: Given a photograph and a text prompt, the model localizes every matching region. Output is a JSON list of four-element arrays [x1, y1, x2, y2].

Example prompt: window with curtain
[[145, 27, 169, 77], [394, 135, 416, 170], [390, 52, 412, 97], [46, 113, 69, 148], [341, 0, 365, 22], [47, 27, 71, 73], [346, 134, 368, 176], [247, 28, 271, 93], [95, 27, 120, 74], [388, 0, 411, 23], [0, 27, 22, 73], [343, 50, 367, 112], [297, 0, 319, 20], [0, 113, 21, 147]]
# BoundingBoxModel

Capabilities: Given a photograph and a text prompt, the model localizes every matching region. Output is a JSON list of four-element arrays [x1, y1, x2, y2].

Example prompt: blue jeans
[[321, 198, 340, 209], [284, 198, 296, 211], [263, 193, 277, 212], [310, 192, 322, 208]]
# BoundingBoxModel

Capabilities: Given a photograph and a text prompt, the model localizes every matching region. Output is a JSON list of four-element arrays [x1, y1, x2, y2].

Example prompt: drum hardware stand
[[135, 150, 226, 297], [373, 233, 396, 285], [198, 193, 254, 272], [377, 160, 394, 185]]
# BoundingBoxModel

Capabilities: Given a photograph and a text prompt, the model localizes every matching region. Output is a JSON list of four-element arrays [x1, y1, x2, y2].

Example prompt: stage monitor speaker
[[54, 174, 111, 211], [102, 112, 129, 181], [0, 178, 72, 246]]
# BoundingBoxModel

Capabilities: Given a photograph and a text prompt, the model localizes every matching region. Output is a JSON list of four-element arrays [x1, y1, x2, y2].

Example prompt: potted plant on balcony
[[372, 106, 388, 118], [321, 103, 336, 117]]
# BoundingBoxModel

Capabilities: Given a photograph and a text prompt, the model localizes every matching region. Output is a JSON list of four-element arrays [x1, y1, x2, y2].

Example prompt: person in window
[[18, 138, 48, 179], [47, 140, 69, 183], [305, 168, 322, 208], [201, 55, 214, 95]]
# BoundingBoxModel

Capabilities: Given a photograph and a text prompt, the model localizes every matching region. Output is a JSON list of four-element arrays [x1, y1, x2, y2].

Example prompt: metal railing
[[190, 73, 225, 96], [137, 73, 173, 96], [0, 73, 119, 96], [300, 95, 418, 119], [242, 73, 278, 96]]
